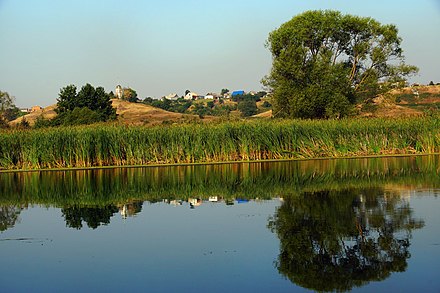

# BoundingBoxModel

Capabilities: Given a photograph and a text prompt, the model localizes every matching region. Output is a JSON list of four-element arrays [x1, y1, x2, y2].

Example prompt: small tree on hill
[[122, 88, 138, 103]]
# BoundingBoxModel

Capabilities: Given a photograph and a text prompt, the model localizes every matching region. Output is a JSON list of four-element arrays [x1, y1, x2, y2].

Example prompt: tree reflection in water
[[268, 188, 425, 292], [0, 205, 21, 232], [61, 201, 144, 229]]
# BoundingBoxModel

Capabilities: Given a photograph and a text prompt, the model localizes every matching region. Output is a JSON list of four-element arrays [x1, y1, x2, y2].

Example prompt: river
[[0, 156, 439, 292]]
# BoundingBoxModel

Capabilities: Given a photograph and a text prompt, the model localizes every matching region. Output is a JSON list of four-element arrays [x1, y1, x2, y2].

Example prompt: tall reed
[[1, 117, 439, 170]]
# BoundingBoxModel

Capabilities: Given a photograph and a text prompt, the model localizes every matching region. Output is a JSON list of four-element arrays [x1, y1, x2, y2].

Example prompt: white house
[[165, 93, 180, 100], [184, 92, 199, 100]]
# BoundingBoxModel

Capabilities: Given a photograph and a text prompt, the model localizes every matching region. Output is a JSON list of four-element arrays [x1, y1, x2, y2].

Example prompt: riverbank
[[1, 117, 439, 170]]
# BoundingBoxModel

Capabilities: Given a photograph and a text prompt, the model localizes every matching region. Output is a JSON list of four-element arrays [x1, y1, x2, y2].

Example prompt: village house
[[184, 92, 200, 100], [231, 90, 245, 97], [31, 106, 42, 112], [164, 93, 180, 100], [205, 93, 220, 100]]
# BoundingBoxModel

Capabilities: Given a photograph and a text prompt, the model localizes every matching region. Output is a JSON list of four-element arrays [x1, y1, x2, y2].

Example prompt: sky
[[1, 0, 439, 107]]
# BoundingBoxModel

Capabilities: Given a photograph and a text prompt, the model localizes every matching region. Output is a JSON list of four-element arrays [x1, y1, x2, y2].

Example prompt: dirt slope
[[10, 104, 58, 126]]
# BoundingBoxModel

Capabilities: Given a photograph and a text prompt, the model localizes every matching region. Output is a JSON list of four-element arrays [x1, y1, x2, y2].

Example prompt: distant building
[[205, 93, 220, 100], [20, 108, 31, 114], [231, 90, 245, 97], [165, 93, 180, 100], [31, 106, 42, 112], [115, 85, 123, 99], [208, 196, 219, 202], [184, 92, 199, 100], [188, 198, 202, 208]]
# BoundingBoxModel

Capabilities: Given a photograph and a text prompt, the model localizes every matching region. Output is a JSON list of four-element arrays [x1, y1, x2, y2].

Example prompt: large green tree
[[264, 10, 418, 119], [55, 83, 116, 125]]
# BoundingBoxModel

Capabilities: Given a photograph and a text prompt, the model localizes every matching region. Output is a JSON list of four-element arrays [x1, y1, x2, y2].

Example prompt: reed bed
[[0, 117, 439, 170]]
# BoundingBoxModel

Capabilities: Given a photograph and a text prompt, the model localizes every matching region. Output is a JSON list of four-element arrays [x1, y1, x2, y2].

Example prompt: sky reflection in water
[[0, 156, 440, 292]]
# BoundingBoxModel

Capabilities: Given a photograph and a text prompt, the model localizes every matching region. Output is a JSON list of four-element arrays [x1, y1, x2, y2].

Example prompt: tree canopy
[[54, 83, 116, 125], [264, 10, 418, 119], [0, 91, 21, 127]]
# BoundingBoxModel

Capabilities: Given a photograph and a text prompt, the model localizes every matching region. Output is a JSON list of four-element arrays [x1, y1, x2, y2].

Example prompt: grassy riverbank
[[1, 117, 439, 170]]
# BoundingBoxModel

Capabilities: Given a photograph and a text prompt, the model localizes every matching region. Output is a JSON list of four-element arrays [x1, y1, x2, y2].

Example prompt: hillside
[[9, 85, 440, 126], [10, 99, 205, 126], [111, 99, 203, 125], [360, 85, 440, 117]]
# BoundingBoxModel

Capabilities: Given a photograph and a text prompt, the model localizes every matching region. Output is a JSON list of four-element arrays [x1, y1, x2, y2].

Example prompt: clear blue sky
[[1, 0, 439, 107]]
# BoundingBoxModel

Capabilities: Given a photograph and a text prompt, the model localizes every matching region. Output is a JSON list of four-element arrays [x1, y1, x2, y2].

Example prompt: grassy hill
[[10, 99, 209, 126], [359, 85, 440, 117]]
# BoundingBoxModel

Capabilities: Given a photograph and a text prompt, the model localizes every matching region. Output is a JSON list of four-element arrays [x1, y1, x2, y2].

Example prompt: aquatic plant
[[0, 117, 439, 170]]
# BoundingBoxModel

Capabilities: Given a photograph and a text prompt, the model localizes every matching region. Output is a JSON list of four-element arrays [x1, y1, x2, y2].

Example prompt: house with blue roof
[[231, 90, 245, 97]]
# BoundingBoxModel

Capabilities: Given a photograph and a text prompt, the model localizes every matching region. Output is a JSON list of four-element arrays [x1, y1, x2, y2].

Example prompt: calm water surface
[[1, 156, 439, 292]]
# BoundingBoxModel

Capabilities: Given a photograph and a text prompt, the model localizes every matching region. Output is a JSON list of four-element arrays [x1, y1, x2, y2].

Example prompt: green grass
[[1, 117, 439, 170]]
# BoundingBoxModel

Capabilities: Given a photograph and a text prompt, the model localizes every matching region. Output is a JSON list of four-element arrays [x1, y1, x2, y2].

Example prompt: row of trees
[[142, 94, 271, 118], [36, 83, 117, 127]]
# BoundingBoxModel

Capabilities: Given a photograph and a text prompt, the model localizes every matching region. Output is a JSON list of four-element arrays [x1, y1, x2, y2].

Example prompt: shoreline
[[1, 152, 438, 174]]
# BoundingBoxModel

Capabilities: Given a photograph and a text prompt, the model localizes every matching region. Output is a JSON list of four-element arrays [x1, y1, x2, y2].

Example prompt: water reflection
[[0, 156, 439, 291], [268, 188, 425, 292], [0, 205, 22, 231], [1, 156, 439, 208]]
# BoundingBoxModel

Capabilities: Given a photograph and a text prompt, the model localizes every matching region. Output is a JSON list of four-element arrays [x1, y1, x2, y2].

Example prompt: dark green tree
[[264, 10, 418, 119], [55, 83, 116, 125], [238, 99, 258, 117], [0, 91, 21, 123], [268, 188, 424, 291], [221, 88, 229, 96]]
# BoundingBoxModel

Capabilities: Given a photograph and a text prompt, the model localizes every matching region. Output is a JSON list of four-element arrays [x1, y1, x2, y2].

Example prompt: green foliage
[[144, 98, 192, 113], [193, 103, 210, 117], [262, 101, 272, 108], [52, 107, 106, 126], [207, 101, 215, 109], [232, 93, 261, 103], [17, 118, 30, 129], [55, 83, 116, 126], [122, 88, 138, 103], [221, 88, 229, 95], [0, 117, 439, 170], [0, 117, 9, 129], [238, 99, 258, 117], [0, 91, 20, 122], [34, 116, 52, 129], [265, 10, 418, 119]]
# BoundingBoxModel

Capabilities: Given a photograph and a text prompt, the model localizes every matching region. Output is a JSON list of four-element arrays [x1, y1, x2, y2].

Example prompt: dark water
[[1, 156, 439, 292]]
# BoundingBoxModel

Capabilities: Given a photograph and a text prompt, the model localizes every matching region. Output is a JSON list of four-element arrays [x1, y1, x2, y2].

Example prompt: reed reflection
[[0, 155, 438, 232]]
